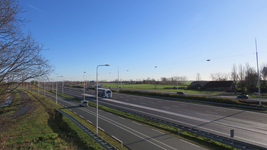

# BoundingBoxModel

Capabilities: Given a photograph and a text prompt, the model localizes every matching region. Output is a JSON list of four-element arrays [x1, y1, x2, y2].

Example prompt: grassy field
[[101, 83, 222, 94], [0, 89, 128, 150]]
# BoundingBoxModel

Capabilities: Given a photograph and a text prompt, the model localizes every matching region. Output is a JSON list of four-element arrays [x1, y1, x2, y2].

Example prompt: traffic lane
[[45, 91, 206, 150], [63, 89, 267, 135], [112, 88, 267, 102], [86, 98, 267, 148], [52, 89, 267, 147], [103, 92, 266, 125], [61, 89, 267, 135], [46, 93, 172, 150]]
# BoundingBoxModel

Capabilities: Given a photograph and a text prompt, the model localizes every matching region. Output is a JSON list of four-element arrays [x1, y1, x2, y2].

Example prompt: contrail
[[28, 4, 44, 12]]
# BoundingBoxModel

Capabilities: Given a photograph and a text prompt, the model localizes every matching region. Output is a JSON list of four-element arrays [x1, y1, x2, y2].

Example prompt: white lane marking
[[69, 109, 72, 111], [172, 105, 179, 107], [98, 127, 105, 131], [119, 116, 125, 120], [206, 111, 217, 114], [180, 139, 200, 148], [87, 120, 92, 124], [74, 112, 77, 114], [196, 113, 208, 116], [132, 121, 141, 126], [215, 109, 227, 112], [140, 102, 146, 104], [163, 106, 170, 109], [108, 113, 113, 115], [79, 115, 84, 118], [152, 129, 165, 134]]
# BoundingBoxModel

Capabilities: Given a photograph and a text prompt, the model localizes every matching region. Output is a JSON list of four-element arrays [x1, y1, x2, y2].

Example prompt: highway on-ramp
[[58, 87, 267, 148], [38, 89, 207, 150]]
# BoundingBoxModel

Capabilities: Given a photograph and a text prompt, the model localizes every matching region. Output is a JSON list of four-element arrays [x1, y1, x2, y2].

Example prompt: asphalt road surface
[[115, 88, 267, 102], [57, 87, 267, 148], [38, 89, 207, 150]]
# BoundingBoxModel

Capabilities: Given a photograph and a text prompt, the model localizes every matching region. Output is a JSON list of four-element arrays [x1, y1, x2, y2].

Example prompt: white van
[[97, 88, 112, 98]]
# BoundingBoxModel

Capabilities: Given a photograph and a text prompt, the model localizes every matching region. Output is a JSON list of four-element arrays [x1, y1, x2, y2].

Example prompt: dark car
[[177, 92, 184, 95], [237, 95, 249, 99]]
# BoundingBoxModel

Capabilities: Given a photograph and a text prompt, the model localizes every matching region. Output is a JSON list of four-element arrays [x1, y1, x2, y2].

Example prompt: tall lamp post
[[56, 76, 63, 105], [96, 64, 110, 134], [83, 72, 86, 101]]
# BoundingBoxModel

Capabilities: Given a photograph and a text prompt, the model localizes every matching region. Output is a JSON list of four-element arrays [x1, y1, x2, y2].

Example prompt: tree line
[[210, 63, 267, 93]]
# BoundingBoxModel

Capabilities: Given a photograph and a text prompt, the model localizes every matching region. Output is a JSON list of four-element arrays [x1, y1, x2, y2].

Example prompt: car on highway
[[237, 95, 249, 99], [79, 100, 88, 107], [176, 92, 184, 95]]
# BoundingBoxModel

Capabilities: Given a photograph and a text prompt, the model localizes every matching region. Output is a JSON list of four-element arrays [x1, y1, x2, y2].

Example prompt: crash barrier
[[56, 109, 117, 150]]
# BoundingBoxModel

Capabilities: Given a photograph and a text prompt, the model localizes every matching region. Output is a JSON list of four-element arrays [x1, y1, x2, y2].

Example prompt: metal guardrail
[[97, 101, 267, 150], [56, 109, 117, 150]]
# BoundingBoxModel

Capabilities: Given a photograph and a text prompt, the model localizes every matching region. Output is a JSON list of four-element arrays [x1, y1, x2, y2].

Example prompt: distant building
[[188, 81, 233, 91], [188, 81, 209, 90], [204, 81, 233, 91]]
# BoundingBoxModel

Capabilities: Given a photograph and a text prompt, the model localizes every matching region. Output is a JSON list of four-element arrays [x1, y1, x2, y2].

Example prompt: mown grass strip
[[24, 89, 129, 150], [50, 90, 238, 150]]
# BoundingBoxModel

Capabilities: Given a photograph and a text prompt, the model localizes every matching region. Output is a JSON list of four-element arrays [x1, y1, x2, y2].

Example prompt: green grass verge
[[24, 89, 129, 150], [0, 89, 127, 150], [50, 90, 238, 150]]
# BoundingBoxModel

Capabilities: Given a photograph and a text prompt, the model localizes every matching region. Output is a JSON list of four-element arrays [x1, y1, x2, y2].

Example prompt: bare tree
[[238, 64, 245, 92], [210, 73, 228, 81], [0, 0, 53, 97], [261, 63, 267, 88], [231, 64, 239, 94]]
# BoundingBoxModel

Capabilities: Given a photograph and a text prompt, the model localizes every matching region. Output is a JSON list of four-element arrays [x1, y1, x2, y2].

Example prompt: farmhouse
[[204, 81, 233, 91]]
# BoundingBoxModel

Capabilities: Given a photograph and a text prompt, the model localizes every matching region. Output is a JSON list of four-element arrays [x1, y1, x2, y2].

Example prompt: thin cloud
[[28, 4, 44, 12]]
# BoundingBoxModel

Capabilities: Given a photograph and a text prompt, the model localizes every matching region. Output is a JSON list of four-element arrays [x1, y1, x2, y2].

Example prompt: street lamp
[[56, 76, 63, 105], [96, 64, 110, 135], [83, 72, 86, 101]]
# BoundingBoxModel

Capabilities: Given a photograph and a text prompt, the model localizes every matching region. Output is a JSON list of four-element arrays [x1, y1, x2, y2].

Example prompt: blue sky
[[19, 0, 267, 81]]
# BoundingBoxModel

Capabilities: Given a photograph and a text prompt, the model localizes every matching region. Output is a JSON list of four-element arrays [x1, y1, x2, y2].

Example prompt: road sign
[[90, 81, 94, 83]]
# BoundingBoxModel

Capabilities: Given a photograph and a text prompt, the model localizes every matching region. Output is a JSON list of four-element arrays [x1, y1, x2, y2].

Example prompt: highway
[[57, 87, 267, 148], [37, 89, 207, 150], [112, 88, 267, 102]]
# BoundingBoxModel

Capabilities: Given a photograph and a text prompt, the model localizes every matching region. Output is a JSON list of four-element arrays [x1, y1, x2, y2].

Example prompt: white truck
[[97, 88, 112, 98]]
